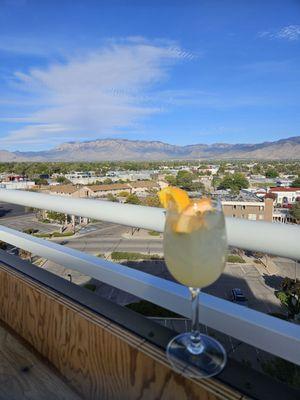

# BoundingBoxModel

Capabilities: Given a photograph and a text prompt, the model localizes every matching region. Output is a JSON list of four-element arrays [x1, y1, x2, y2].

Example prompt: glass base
[[166, 332, 227, 378]]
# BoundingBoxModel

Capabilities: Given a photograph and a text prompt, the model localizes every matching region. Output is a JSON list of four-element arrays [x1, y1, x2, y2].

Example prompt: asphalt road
[[0, 213, 60, 234], [46, 223, 281, 315], [55, 224, 163, 255], [0, 201, 28, 218], [0, 211, 282, 316]]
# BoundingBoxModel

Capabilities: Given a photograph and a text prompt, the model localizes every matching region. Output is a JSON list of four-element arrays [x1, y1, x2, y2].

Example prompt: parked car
[[231, 288, 248, 304]]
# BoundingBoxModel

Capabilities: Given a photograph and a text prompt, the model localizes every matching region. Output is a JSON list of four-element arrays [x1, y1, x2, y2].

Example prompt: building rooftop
[[269, 186, 300, 192], [213, 190, 263, 202]]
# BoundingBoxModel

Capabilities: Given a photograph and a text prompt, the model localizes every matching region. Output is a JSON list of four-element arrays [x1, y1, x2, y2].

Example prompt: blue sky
[[0, 0, 300, 151]]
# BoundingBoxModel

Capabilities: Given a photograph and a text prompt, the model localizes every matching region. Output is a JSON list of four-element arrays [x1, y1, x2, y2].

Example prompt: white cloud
[[1, 39, 190, 147], [259, 25, 300, 41]]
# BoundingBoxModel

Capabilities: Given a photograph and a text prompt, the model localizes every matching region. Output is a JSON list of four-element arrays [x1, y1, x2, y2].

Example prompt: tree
[[218, 164, 226, 174], [265, 168, 278, 179], [107, 193, 118, 202], [34, 178, 49, 186], [190, 180, 205, 192], [165, 174, 176, 186], [275, 277, 300, 320], [212, 175, 221, 190], [291, 177, 300, 187], [47, 211, 66, 224], [290, 202, 300, 222], [252, 164, 262, 174], [176, 170, 193, 190], [125, 194, 141, 205], [56, 176, 71, 184], [103, 178, 113, 184], [118, 191, 130, 197], [217, 173, 249, 193], [142, 196, 161, 208]]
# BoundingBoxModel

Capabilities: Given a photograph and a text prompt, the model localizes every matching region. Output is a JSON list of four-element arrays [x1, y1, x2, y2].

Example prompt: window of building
[[233, 205, 237, 209], [232, 214, 236, 218], [242, 205, 246, 209]]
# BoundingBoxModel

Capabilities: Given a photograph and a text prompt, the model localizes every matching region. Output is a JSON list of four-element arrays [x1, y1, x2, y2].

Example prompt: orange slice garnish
[[158, 186, 190, 212], [174, 198, 213, 233]]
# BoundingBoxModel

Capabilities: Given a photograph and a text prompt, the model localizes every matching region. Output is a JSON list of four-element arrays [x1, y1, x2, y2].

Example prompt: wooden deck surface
[[0, 262, 243, 400], [0, 322, 82, 400]]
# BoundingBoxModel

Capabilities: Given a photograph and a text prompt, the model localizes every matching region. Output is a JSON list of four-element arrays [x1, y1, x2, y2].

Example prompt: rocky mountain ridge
[[1, 136, 299, 161]]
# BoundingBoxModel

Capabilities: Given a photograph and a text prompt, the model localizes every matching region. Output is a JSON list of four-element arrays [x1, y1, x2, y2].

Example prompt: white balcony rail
[[0, 188, 299, 366], [0, 188, 300, 260], [0, 224, 299, 366]]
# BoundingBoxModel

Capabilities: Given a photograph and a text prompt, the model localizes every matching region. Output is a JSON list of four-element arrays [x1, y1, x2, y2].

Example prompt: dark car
[[231, 288, 247, 303]]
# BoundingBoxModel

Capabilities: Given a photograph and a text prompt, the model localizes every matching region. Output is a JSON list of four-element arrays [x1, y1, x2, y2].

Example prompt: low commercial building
[[87, 183, 130, 197], [222, 198, 273, 222], [0, 181, 36, 190], [38, 181, 160, 226], [268, 187, 300, 205], [273, 208, 296, 224], [43, 184, 93, 198]]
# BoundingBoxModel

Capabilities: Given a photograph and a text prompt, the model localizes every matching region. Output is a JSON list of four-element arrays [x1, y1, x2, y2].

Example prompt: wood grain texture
[[0, 264, 244, 400], [0, 322, 82, 400]]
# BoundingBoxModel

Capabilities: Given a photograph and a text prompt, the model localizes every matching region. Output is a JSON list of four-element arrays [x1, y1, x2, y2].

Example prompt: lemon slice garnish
[[174, 198, 213, 233], [158, 186, 190, 212]]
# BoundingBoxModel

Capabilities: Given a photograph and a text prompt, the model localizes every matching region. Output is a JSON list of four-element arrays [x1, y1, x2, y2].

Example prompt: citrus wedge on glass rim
[[158, 186, 190, 212], [158, 187, 213, 233], [174, 198, 213, 233]]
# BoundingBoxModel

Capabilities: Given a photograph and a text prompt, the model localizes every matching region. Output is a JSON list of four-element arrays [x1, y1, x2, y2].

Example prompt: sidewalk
[[122, 228, 163, 240], [242, 254, 279, 276]]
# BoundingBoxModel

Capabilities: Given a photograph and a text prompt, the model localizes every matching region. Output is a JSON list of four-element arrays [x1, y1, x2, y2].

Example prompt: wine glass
[[163, 198, 227, 378]]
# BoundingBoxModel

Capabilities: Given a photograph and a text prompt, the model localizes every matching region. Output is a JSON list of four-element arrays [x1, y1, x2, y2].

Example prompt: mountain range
[[0, 136, 300, 161]]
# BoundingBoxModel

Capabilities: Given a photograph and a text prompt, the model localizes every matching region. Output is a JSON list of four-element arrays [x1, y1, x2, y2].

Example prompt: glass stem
[[188, 287, 204, 355]]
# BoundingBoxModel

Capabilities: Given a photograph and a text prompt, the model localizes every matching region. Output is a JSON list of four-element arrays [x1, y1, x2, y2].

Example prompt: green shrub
[[23, 228, 39, 235], [34, 233, 51, 238], [51, 231, 73, 237], [34, 231, 73, 238], [148, 230, 160, 236], [227, 254, 245, 263], [111, 251, 163, 261]]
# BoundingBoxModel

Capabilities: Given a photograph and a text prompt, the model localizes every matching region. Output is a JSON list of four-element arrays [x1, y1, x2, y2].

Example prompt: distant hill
[[1, 136, 300, 161]]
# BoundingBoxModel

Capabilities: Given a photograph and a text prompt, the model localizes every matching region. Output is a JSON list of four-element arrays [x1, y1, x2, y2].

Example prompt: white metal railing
[[0, 189, 299, 366], [0, 224, 299, 365], [0, 188, 300, 260]]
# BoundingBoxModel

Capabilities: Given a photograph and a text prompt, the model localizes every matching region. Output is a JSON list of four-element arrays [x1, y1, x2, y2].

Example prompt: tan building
[[40, 181, 159, 199], [42, 184, 93, 198], [38, 181, 160, 227], [222, 198, 273, 222], [87, 183, 130, 197], [87, 181, 159, 197]]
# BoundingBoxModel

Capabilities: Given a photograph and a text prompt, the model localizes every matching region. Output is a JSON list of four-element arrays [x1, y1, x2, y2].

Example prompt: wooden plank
[[0, 264, 244, 400], [0, 322, 82, 400]]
